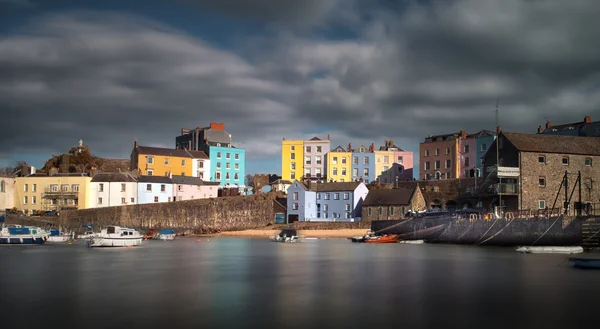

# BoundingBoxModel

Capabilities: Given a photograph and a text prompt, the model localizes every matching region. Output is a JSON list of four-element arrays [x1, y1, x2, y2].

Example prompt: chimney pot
[[134, 140, 138, 148], [545, 121, 552, 129], [327, 134, 330, 140], [584, 116, 592, 124]]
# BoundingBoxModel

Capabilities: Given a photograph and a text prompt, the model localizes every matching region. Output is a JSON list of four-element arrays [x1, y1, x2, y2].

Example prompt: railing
[[494, 183, 518, 195]]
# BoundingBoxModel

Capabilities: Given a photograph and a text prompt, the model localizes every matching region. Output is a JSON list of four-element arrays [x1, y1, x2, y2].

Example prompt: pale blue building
[[351, 145, 375, 183], [286, 181, 316, 223], [136, 176, 174, 204], [470, 130, 496, 177], [313, 182, 369, 222]]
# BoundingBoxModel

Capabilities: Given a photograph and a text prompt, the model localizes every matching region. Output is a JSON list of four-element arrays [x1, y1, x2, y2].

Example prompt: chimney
[[348, 143, 352, 152], [460, 130, 467, 138], [584, 116, 592, 124], [327, 134, 330, 140], [537, 125, 543, 134], [545, 120, 552, 129], [369, 143, 374, 152], [134, 140, 138, 148], [496, 126, 502, 134], [209, 122, 225, 130]]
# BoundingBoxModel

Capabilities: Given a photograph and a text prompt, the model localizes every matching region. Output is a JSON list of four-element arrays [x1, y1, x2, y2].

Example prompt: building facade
[[374, 140, 414, 183], [303, 137, 330, 181], [361, 187, 426, 221], [281, 140, 304, 181], [312, 182, 369, 222], [420, 131, 465, 180], [203, 145, 245, 186], [538, 116, 600, 137], [89, 173, 138, 208], [481, 131, 600, 212], [327, 146, 352, 182], [0, 176, 15, 211], [472, 130, 496, 177], [131, 142, 209, 178], [351, 145, 375, 183], [286, 181, 316, 223], [176, 122, 232, 150], [14, 174, 92, 215], [172, 176, 219, 201], [458, 135, 476, 178], [136, 176, 174, 204]]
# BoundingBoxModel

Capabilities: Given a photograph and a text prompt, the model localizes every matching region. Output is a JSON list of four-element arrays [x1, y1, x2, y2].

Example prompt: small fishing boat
[[46, 229, 72, 243], [87, 226, 143, 248], [515, 246, 583, 254], [0, 224, 48, 245], [144, 230, 158, 240], [349, 230, 376, 243], [569, 257, 600, 269], [157, 229, 175, 241], [270, 229, 300, 243], [77, 231, 97, 239], [365, 234, 399, 244]]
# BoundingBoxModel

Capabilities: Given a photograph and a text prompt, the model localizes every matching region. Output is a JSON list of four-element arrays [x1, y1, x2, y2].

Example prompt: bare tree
[[245, 174, 254, 188]]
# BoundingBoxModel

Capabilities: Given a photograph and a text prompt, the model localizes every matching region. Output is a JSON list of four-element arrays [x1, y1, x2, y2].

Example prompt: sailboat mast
[[495, 98, 501, 216]]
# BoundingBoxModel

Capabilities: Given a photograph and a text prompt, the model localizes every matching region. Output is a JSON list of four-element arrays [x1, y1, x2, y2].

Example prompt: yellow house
[[131, 141, 209, 177], [374, 150, 396, 183], [327, 146, 352, 182], [14, 174, 92, 215], [281, 139, 304, 181]]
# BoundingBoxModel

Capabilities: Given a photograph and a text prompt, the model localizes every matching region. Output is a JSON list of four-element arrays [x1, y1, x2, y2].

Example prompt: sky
[[1, 0, 600, 178]]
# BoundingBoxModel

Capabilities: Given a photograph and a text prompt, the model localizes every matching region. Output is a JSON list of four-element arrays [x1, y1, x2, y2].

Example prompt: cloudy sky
[[1, 0, 599, 177]]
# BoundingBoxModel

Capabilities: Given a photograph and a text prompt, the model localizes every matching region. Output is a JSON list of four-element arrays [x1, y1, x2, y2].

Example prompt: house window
[[324, 193, 330, 200], [164, 158, 169, 165], [131, 197, 135, 203], [290, 153, 295, 160], [217, 162, 221, 168], [345, 204, 351, 211], [226, 153, 231, 159], [446, 147, 450, 154], [562, 157, 569, 165], [390, 207, 394, 216], [215, 171, 221, 180], [341, 168, 347, 176], [51, 199, 56, 205], [72, 184, 79, 192], [585, 158, 592, 166], [161, 184, 166, 192], [539, 177, 546, 187], [465, 157, 470, 166], [178, 196, 183, 201], [235, 163, 239, 170], [464, 169, 470, 177], [316, 156, 322, 165], [317, 193, 321, 200], [323, 204, 328, 212], [464, 145, 470, 153], [234, 173, 239, 180], [121, 197, 126, 205], [446, 160, 451, 169], [435, 149, 440, 156], [378, 207, 383, 216], [305, 156, 311, 165], [363, 157, 369, 165], [154, 196, 159, 203], [333, 157, 338, 164], [198, 161, 204, 168], [290, 172, 295, 180], [425, 150, 430, 157], [342, 157, 346, 164], [226, 163, 231, 169], [217, 152, 222, 159], [333, 168, 338, 176], [425, 161, 430, 170], [293, 192, 298, 200], [51, 184, 58, 192], [235, 154, 239, 160], [306, 146, 311, 153], [344, 192, 349, 200], [98, 197, 102, 205], [364, 168, 369, 177], [32, 184, 36, 192], [146, 184, 152, 192], [99, 184, 104, 192], [481, 143, 487, 151], [368, 208, 372, 216], [0, 180, 4, 193], [226, 172, 230, 180], [317, 146, 322, 153], [384, 156, 389, 164], [146, 156, 154, 164], [61, 184, 69, 192], [178, 185, 183, 191], [539, 200, 546, 209], [538, 156, 546, 163], [353, 157, 358, 164], [334, 193, 339, 200], [32, 196, 36, 204], [24, 184, 28, 192], [146, 169, 153, 176], [353, 168, 358, 177], [121, 184, 126, 192], [292, 203, 298, 210], [435, 160, 440, 170], [290, 146, 295, 151], [397, 156, 403, 163], [304, 169, 311, 177], [23, 196, 27, 204]]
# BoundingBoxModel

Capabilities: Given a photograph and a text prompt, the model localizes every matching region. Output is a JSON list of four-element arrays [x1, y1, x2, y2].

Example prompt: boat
[[77, 231, 98, 239], [364, 234, 399, 244], [271, 229, 300, 243], [144, 230, 158, 240], [569, 257, 600, 269], [46, 229, 72, 243], [515, 246, 584, 254], [157, 229, 175, 241], [399, 239, 425, 244], [87, 226, 143, 248], [0, 224, 48, 245], [349, 230, 376, 243]]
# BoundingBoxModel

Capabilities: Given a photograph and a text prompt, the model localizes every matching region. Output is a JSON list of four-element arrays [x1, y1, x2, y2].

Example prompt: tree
[[245, 174, 254, 188], [0, 161, 26, 175]]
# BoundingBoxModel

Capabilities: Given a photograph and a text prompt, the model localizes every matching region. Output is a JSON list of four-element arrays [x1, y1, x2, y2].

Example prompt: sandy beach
[[218, 228, 369, 238]]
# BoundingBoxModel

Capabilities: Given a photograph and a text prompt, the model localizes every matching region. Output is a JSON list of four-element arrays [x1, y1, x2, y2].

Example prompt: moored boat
[[87, 226, 143, 248], [364, 234, 399, 244], [157, 229, 175, 241], [46, 229, 72, 243], [144, 230, 158, 240], [77, 231, 98, 239], [270, 229, 300, 243], [515, 246, 583, 254], [0, 224, 48, 245], [399, 239, 425, 244], [569, 257, 600, 269]]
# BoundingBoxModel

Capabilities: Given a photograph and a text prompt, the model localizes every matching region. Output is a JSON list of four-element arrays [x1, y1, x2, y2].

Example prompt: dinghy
[[516, 246, 583, 254]]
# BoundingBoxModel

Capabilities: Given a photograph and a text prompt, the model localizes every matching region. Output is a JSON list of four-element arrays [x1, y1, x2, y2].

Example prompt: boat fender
[[196, 238, 201, 242]]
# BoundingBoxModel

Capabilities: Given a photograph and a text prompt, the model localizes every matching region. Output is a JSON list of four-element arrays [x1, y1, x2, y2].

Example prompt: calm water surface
[[1, 238, 598, 329]]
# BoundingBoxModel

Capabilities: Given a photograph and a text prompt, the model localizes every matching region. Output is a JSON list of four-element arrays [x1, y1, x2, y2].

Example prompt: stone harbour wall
[[58, 192, 286, 234]]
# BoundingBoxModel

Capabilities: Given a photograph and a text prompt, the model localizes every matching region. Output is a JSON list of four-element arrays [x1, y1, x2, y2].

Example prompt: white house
[[137, 176, 174, 204], [89, 173, 138, 208], [171, 175, 219, 201], [192, 158, 211, 180]]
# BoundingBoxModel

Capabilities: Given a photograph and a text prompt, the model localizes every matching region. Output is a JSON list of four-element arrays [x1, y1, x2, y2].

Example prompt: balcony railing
[[494, 183, 518, 195]]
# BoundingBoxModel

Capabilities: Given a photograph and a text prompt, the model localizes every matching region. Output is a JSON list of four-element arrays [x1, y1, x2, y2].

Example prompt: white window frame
[[146, 169, 154, 176], [146, 156, 154, 164]]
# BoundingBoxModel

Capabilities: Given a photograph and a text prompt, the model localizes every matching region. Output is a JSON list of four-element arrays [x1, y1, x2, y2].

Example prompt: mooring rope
[[476, 219, 514, 245], [454, 220, 477, 242], [582, 228, 600, 242], [373, 218, 413, 235], [530, 215, 563, 246], [474, 217, 500, 245]]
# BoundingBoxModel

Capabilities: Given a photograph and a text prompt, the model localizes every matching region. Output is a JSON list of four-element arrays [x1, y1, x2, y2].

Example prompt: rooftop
[[91, 172, 137, 183], [313, 181, 362, 192], [171, 175, 219, 186], [135, 145, 208, 159], [503, 132, 600, 156], [362, 188, 416, 206], [137, 175, 174, 184]]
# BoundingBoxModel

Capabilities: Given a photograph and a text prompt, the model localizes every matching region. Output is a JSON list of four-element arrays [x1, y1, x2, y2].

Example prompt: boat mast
[[495, 98, 501, 217]]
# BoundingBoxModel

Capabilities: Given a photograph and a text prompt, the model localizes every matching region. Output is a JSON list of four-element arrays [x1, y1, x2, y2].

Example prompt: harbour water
[[0, 238, 598, 329]]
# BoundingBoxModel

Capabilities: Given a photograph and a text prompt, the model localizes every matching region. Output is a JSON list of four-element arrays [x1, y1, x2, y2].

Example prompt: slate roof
[[29, 173, 90, 177], [91, 172, 137, 183], [331, 145, 347, 152], [310, 137, 321, 141], [503, 132, 600, 156], [137, 175, 173, 184], [362, 188, 415, 206], [467, 130, 496, 138], [136, 146, 208, 159], [541, 122, 586, 134], [171, 175, 219, 186], [270, 179, 292, 185], [95, 158, 130, 172], [313, 182, 361, 192]]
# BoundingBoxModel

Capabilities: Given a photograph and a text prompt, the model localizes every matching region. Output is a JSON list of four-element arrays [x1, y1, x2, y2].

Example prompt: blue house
[[470, 130, 496, 177], [351, 145, 375, 184], [286, 181, 316, 223], [313, 182, 369, 222], [137, 176, 174, 204]]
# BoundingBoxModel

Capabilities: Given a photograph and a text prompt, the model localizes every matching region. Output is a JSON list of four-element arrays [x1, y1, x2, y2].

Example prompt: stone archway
[[445, 200, 457, 211], [431, 198, 442, 209]]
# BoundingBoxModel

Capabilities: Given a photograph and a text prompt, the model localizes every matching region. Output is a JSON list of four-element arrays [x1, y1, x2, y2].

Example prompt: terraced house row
[[281, 137, 414, 184]]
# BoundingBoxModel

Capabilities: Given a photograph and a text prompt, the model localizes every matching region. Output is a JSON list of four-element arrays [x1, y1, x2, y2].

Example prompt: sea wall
[[58, 192, 286, 233]]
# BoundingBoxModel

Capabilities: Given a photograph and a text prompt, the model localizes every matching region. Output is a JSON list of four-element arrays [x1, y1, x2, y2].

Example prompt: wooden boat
[[364, 234, 399, 244], [515, 246, 583, 254], [87, 226, 143, 248], [569, 257, 600, 269]]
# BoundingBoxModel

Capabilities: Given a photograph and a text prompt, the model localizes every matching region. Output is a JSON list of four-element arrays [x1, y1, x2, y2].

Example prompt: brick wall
[[520, 152, 600, 212]]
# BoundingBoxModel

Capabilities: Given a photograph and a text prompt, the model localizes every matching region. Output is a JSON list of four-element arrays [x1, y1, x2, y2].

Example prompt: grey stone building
[[362, 187, 426, 221]]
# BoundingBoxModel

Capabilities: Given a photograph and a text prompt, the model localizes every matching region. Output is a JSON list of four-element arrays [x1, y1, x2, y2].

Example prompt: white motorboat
[[0, 224, 48, 245], [87, 226, 143, 248], [77, 231, 98, 239], [516, 246, 583, 254], [46, 229, 72, 243], [157, 229, 175, 241], [399, 239, 425, 244], [270, 229, 301, 243]]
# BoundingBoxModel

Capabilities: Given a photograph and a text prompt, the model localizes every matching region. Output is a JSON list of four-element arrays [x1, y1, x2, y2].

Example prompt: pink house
[[394, 150, 414, 181], [459, 136, 476, 178], [172, 176, 219, 201]]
